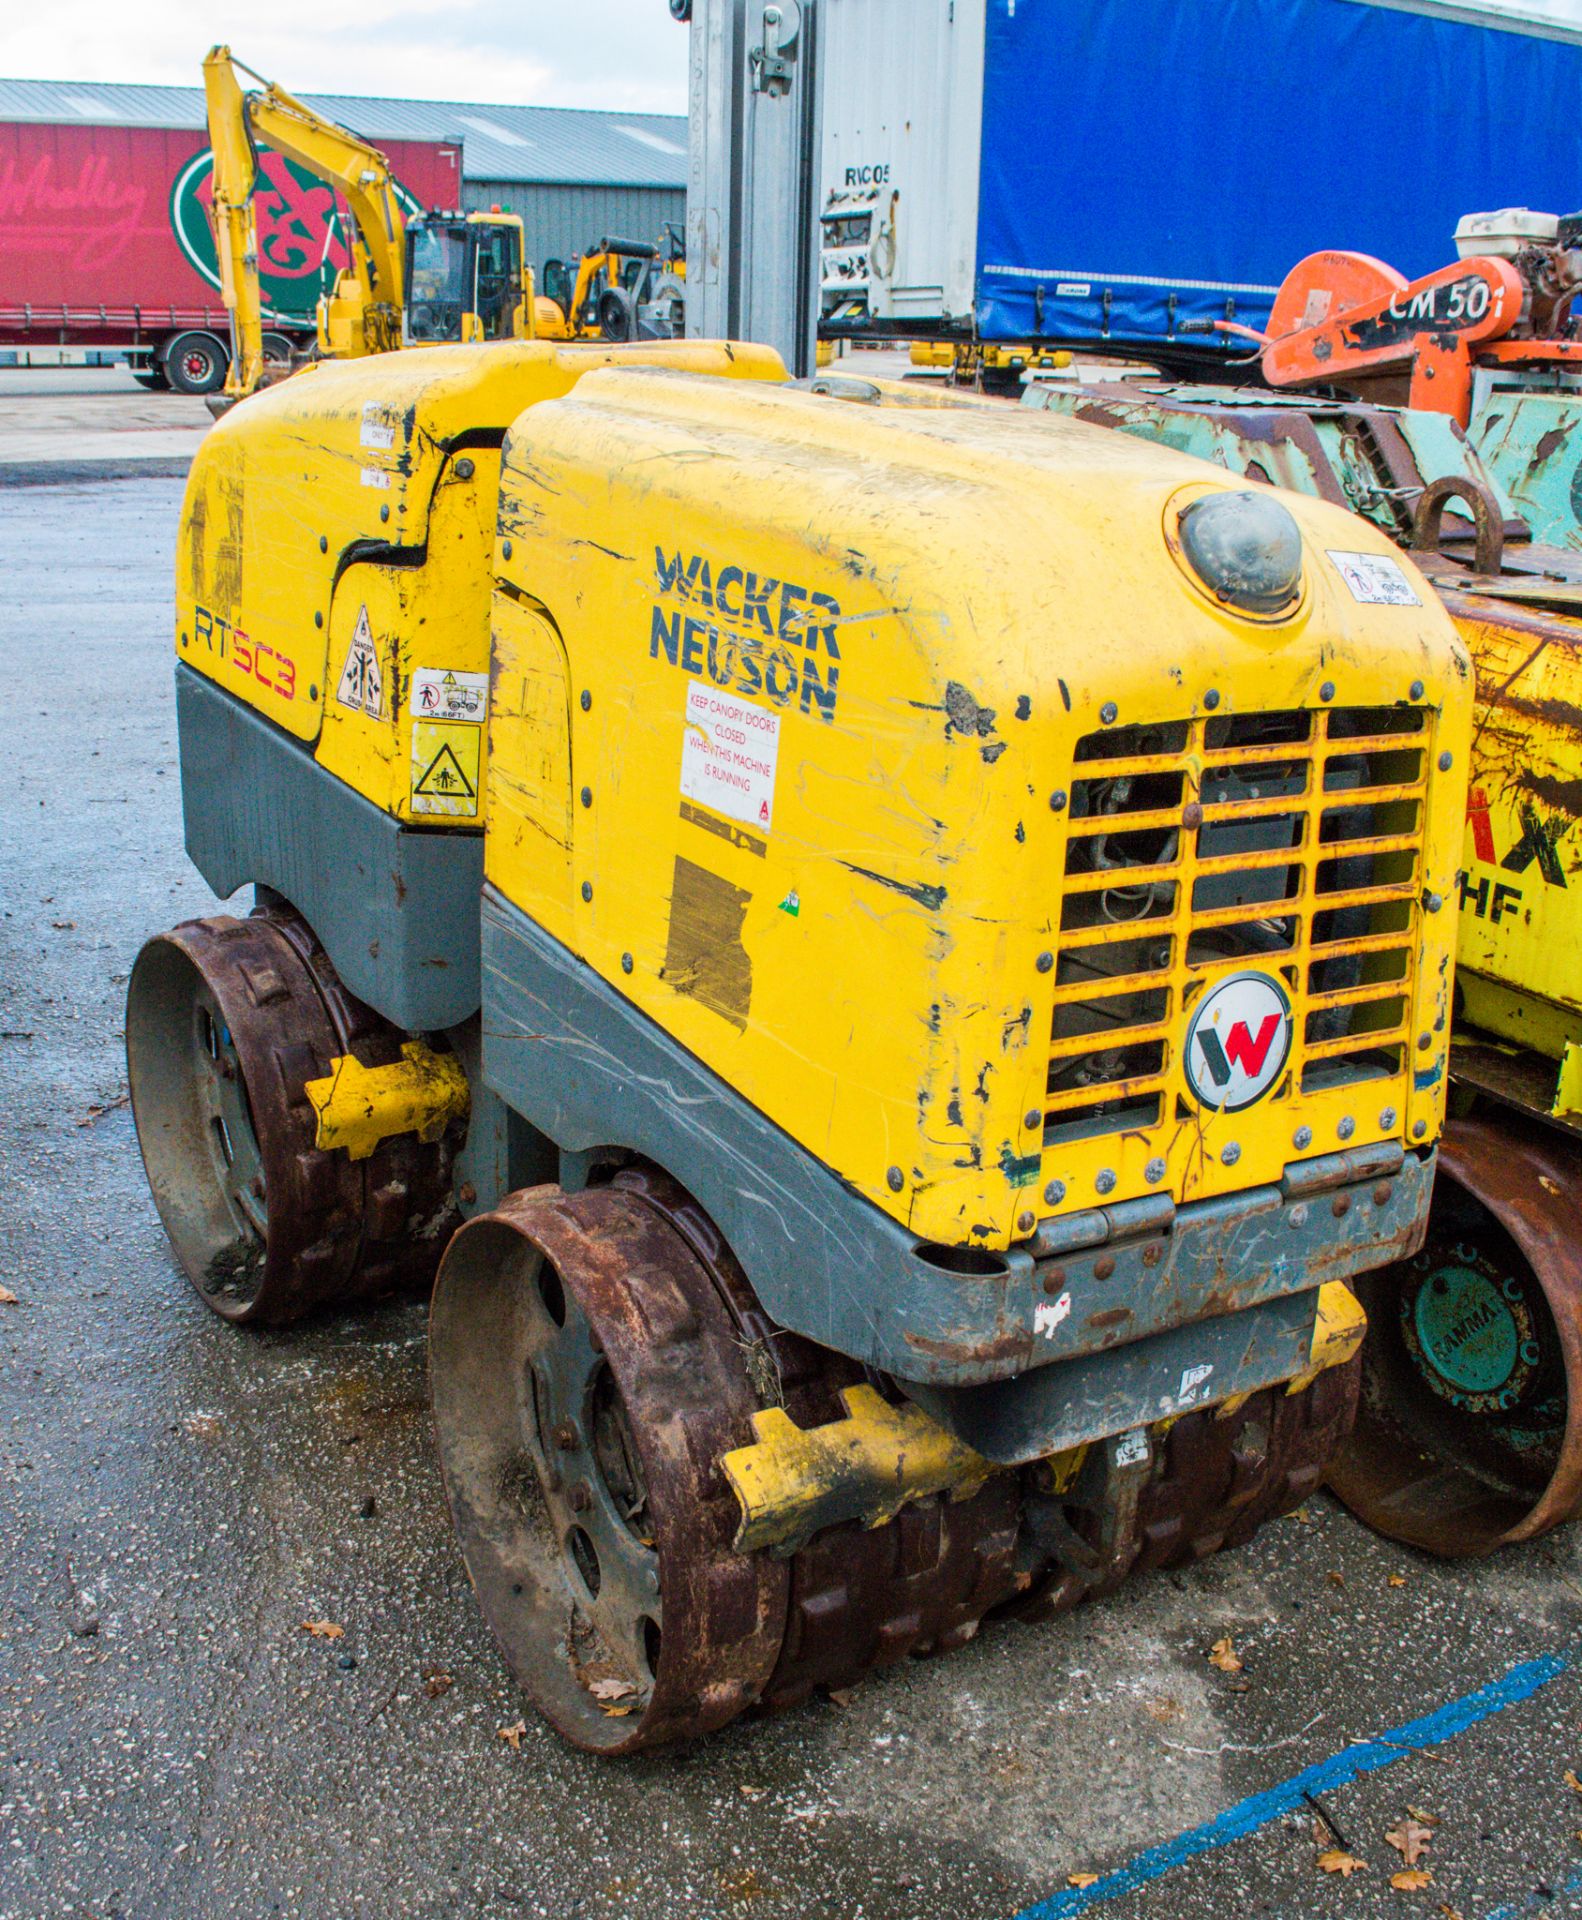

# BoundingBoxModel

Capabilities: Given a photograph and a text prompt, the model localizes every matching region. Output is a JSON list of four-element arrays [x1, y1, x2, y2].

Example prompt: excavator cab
[[403, 213, 525, 346]]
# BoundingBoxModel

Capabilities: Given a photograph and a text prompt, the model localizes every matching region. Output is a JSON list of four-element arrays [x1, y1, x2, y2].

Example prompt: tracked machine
[[1026, 373, 1582, 1556], [128, 337, 1469, 1748]]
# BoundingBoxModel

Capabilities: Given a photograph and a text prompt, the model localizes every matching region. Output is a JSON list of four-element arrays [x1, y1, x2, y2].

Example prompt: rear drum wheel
[[127, 911, 458, 1324]]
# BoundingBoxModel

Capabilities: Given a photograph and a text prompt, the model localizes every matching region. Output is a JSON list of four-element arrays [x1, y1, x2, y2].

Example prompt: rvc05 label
[[680, 681, 781, 832]]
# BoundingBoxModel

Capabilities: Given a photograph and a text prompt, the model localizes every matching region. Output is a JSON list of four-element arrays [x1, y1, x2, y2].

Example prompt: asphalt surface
[[5, 402, 1582, 1920]]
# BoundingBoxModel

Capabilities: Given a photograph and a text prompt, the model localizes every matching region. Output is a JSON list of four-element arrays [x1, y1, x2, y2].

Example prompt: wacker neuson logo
[[1182, 970, 1293, 1112]]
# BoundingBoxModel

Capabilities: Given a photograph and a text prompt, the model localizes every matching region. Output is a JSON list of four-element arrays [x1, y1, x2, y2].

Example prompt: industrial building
[[0, 77, 686, 274]]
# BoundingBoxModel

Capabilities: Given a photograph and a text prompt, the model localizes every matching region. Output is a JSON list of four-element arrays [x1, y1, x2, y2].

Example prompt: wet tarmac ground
[[5, 456, 1582, 1920]]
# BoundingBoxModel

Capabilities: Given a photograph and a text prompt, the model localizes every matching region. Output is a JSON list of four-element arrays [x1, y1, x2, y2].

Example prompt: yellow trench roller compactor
[[127, 338, 1471, 1749]]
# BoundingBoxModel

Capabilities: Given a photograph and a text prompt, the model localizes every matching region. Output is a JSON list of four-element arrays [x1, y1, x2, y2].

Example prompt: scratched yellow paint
[[1442, 588, 1582, 1073], [484, 371, 1471, 1246], [175, 337, 787, 805]]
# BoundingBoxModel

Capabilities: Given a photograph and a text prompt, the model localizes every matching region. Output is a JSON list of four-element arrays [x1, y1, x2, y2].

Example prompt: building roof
[[0, 77, 687, 187]]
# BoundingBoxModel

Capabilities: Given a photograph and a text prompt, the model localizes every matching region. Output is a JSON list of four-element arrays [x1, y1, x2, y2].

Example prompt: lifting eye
[[1178, 490, 1304, 616]]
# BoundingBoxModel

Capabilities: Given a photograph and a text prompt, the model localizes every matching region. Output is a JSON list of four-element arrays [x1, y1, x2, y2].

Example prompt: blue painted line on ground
[[1013, 1645, 1575, 1919], [1482, 1861, 1582, 1920]]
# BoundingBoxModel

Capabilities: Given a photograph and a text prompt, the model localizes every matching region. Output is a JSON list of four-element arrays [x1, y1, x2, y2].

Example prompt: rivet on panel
[[886, 1166, 904, 1193], [1093, 1254, 1116, 1280], [620, 952, 633, 974], [455, 457, 475, 480], [580, 689, 592, 712], [1095, 1169, 1117, 1196], [1203, 688, 1220, 710], [1379, 1106, 1397, 1129], [1337, 1116, 1355, 1141], [1049, 789, 1067, 812], [1044, 1178, 1066, 1205], [1410, 680, 1424, 700], [580, 787, 593, 808], [581, 882, 593, 903], [1100, 702, 1118, 725], [314, 611, 323, 629], [380, 503, 389, 523], [1017, 1211, 1036, 1235], [318, 535, 328, 554], [1293, 1125, 1312, 1150], [502, 538, 514, 560], [1425, 893, 1443, 913], [1221, 1142, 1241, 1166], [1319, 681, 1335, 702], [1024, 1108, 1043, 1132], [1144, 1157, 1166, 1184], [1036, 952, 1054, 973], [1413, 1120, 1428, 1139], [1438, 750, 1453, 771]]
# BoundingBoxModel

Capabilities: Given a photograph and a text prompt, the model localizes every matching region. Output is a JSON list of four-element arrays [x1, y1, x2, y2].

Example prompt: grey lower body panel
[[176, 664, 482, 1030], [481, 885, 1432, 1432]]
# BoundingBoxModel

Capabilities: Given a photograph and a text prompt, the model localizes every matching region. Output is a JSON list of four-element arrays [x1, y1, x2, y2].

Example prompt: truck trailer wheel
[[162, 331, 229, 396], [126, 910, 459, 1324]]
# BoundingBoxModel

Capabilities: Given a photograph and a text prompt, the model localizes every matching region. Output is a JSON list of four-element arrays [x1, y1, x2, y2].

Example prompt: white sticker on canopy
[[411, 667, 488, 723], [1326, 549, 1420, 606], [680, 681, 781, 833], [360, 404, 396, 451]]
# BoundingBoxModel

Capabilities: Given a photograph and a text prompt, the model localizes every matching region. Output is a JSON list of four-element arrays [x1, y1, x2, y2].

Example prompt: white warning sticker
[[411, 667, 488, 724], [359, 467, 391, 490], [1113, 1429, 1149, 1468], [1177, 1362, 1215, 1408], [1033, 1291, 1073, 1339], [679, 681, 781, 833], [360, 404, 396, 451], [335, 605, 383, 719], [1326, 549, 1420, 607]]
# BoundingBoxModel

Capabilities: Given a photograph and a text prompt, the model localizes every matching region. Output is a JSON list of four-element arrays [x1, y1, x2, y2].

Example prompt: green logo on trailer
[[169, 147, 423, 324]]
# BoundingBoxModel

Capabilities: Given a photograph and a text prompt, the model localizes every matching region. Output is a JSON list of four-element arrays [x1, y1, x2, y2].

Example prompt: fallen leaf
[[1565, 1768, 1582, 1794], [827, 1686, 856, 1707], [1317, 1851, 1368, 1877], [1387, 1818, 1435, 1866], [422, 1671, 453, 1698], [738, 1784, 767, 1801], [1391, 1869, 1434, 1891], [1327, 1570, 1346, 1589], [1541, 1175, 1562, 1195], [1313, 1843, 1366, 1873], [1067, 1873, 1100, 1889], [51, 920, 75, 930], [1289, 1506, 1314, 1523], [1407, 1807, 1441, 1828], [1388, 1573, 1408, 1588], [497, 1720, 528, 1750], [1145, 1696, 1184, 1724], [0, 1286, 18, 1306], [600, 1704, 636, 1718], [300, 1620, 344, 1640], [1438, 1906, 1464, 1920], [75, 1092, 130, 1128], [589, 1676, 636, 1701], [1208, 1637, 1243, 1674]]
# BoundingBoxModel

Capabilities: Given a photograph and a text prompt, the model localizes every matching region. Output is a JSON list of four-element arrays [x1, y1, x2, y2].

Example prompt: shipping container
[[0, 117, 460, 390], [818, 0, 1582, 363]]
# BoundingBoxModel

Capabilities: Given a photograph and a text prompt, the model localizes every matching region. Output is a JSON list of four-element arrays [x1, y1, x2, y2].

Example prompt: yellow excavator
[[202, 46, 551, 399], [536, 224, 687, 342]]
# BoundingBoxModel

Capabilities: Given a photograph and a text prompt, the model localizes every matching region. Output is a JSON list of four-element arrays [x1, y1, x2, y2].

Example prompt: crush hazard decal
[[1181, 971, 1293, 1113], [335, 605, 383, 719], [409, 668, 487, 817]]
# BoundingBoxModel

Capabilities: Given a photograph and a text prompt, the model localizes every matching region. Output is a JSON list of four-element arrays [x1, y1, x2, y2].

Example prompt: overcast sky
[[2, 0, 690, 112]]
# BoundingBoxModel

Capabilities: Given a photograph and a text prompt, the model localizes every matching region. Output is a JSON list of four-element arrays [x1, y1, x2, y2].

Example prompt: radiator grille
[[1046, 705, 1427, 1150]]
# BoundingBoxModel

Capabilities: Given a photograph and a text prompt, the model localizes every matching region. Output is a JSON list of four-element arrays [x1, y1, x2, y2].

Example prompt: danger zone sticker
[[411, 721, 480, 817], [1326, 549, 1420, 606], [680, 681, 780, 832]]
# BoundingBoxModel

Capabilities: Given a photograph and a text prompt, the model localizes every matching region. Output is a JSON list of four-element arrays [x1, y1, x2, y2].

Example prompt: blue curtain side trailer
[[817, 0, 1582, 362]]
